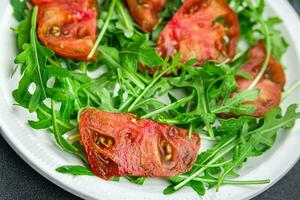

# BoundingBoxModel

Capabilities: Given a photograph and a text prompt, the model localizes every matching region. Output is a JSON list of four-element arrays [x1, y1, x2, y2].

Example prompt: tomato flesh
[[79, 108, 200, 179], [33, 0, 97, 61], [125, 0, 166, 32], [156, 0, 240, 64], [236, 42, 286, 117]]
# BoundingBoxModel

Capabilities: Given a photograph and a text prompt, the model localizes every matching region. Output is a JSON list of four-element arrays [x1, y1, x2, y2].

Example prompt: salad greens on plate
[[9, 0, 300, 197]]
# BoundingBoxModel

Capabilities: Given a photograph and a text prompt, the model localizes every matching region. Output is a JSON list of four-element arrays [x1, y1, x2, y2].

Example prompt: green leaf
[[125, 176, 146, 185], [163, 184, 177, 195], [256, 0, 265, 16], [265, 17, 289, 61], [98, 45, 121, 69], [51, 100, 87, 162], [190, 181, 206, 196], [120, 34, 163, 67], [249, 104, 300, 138], [216, 105, 300, 189], [14, 7, 54, 112], [28, 118, 52, 129], [212, 89, 260, 115], [216, 116, 257, 136], [45, 64, 73, 78], [115, 0, 134, 38], [13, 10, 31, 49], [138, 47, 163, 67], [56, 165, 94, 176], [10, 0, 27, 21], [97, 88, 117, 111], [111, 177, 120, 182]]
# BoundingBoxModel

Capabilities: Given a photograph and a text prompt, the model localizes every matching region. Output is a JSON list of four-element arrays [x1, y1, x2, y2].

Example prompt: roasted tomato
[[79, 108, 200, 179], [156, 0, 240, 64], [235, 42, 286, 117], [32, 0, 97, 61], [125, 0, 166, 32]]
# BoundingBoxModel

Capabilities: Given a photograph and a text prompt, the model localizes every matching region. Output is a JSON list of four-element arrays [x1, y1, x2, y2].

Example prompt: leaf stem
[[141, 90, 195, 119], [68, 133, 80, 143], [36, 106, 75, 130], [177, 175, 270, 185], [119, 96, 134, 111], [82, 89, 102, 106], [127, 67, 171, 112], [199, 133, 217, 141], [66, 78, 81, 110], [51, 100, 77, 152], [188, 123, 193, 139], [197, 79, 215, 138], [31, 6, 47, 99], [173, 139, 237, 190], [115, 0, 134, 34], [88, 0, 117, 59], [248, 19, 271, 90], [282, 80, 300, 101], [121, 68, 145, 89], [193, 159, 232, 168]]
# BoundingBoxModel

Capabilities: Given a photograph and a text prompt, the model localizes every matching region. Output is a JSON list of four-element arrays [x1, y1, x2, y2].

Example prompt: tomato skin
[[79, 108, 200, 179], [33, 0, 97, 61], [235, 42, 286, 117], [125, 0, 166, 32], [156, 0, 240, 64]]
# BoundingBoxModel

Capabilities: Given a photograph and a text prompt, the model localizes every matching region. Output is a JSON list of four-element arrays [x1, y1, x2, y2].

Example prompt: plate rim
[[1, 0, 300, 200]]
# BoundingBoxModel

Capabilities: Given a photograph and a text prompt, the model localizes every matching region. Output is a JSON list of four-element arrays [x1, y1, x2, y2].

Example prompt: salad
[[10, 0, 300, 197]]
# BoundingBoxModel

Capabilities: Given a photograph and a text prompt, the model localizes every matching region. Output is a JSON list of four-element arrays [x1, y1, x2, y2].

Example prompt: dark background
[[1, 1, 300, 200]]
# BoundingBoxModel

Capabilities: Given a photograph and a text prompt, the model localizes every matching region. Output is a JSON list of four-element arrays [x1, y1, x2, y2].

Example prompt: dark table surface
[[1, 2, 300, 200]]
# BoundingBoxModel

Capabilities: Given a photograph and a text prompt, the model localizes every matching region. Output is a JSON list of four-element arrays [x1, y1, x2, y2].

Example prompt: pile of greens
[[10, 0, 300, 196]]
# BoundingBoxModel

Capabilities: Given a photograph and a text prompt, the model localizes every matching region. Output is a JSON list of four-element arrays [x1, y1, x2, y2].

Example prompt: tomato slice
[[33, 0, 97, 61], [156, 0, 240, 64], [235, 42, 286, 117], [125, 0, 166, 32], [79, 108, 200, 179]]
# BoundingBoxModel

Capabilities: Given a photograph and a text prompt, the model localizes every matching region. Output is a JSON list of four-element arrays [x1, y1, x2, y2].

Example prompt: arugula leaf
[[167, 105, 300, 194], [120, 34, 163, 67], [51, 100, 85, 160], [125, 176, 146, 185], [211, 89, 259, 115], [56, 165, 94, 176], [216, 105, 300, 189], [265, 17, 289, 61], [13, 10, 31, 49], [10, 0, 27, 21], [216, 116, 258, 136], [190, 181, 206, 196], [163, 184, 177, 195], [14, 6, 54, 112], [232, 0, 288, 62], [141, 90, 195, 119], [115, 0, 134, 38]]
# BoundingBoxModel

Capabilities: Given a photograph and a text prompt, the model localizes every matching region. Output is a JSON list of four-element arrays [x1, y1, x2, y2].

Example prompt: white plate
[[1, 0, 300, 200]]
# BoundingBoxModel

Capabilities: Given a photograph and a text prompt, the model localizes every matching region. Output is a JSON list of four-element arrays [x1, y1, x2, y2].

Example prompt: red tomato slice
[[33, 0, 97, 61], [79, 108, 200, 179], [125, 0, 166, 32], [156, 0, 240, 64], [236, 42, 286, 117]]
